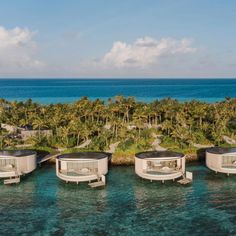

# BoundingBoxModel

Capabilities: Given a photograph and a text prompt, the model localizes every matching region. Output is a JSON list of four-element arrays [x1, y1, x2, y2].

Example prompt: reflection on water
[[0, 164, 235, 235]]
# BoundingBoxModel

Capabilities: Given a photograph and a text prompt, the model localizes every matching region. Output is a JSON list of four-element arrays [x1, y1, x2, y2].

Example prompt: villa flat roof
[[206, 147, 236, 154], [135, 151, 184, 159], [0, 150, 36, 157], [57, 152, 110, 160]]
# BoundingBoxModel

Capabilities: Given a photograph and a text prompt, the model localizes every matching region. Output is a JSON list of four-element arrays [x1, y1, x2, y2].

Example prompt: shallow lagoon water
[[0, 164, 235, 236]]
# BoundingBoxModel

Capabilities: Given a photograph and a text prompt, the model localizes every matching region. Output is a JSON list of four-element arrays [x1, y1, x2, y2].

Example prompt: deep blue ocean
[[0, 78, 236, 103]]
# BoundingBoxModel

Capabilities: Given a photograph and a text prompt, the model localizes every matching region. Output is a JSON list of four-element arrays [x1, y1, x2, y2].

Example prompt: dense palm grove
[[0, 96, 236, 157]]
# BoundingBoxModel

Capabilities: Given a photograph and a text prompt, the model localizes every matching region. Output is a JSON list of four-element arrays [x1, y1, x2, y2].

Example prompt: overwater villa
[[56, 152, 110, 187], [135, 151, 190, 183], [0, 150, 37, 184], [206, 147, 236, 175]]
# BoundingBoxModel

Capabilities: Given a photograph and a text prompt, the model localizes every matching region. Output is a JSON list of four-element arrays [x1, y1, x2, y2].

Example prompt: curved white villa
[[206, 147, 236, 175], [0, 150, 37, 183], [56, 152, 109, 185], [135, 151, 186, 182]]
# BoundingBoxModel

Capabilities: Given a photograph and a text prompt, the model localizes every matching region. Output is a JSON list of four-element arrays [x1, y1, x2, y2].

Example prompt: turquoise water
[[0, 164, 235, 235], [1, 79, 236, 103]]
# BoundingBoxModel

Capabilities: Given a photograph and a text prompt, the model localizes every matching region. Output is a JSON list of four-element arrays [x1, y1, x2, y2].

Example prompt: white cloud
[[100, 36, 196, 68], [4, 29, 233, 78], [0, 26, 44, 75]]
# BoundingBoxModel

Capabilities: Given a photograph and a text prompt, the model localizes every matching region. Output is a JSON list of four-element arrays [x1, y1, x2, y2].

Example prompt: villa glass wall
[[222, 155, 236, 169], [59, 160, 98, 176], [0, 158, 16, 171], [145, 159, 180, 174]]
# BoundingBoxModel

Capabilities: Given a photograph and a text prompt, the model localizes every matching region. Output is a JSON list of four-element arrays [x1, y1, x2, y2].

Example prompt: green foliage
[[29, 146, 55, 153], [88, 136, 107, 151], [162, 136, 178, 148], [118, 138, 135, 151], [1, 97, 236, 156], [192, 130, 210, 144]]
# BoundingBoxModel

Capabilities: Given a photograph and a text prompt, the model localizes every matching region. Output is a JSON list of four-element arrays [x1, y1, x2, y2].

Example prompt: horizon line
[[0, 77, 236, 80]]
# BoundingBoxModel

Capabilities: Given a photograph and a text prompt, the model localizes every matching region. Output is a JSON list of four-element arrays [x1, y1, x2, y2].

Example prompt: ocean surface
[[0, 164, 235, 235], [0, 79, 236, 103]]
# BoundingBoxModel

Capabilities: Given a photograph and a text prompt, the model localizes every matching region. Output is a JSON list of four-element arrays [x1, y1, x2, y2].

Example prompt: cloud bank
[[0, 26, 44, 75], [101, 37, 196, 68], [77, 36, 199, 77], [1, 28, 234, 78]]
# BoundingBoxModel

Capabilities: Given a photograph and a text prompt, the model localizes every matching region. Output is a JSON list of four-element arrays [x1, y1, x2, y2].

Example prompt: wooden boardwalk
[[37, 152, 59, 165]]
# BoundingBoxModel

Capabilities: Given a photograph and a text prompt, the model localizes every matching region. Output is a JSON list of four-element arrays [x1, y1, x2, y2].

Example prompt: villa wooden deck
[[4, 177, 20, 185], [177, 178, 192, 185], [178, 171, 193, 185], [88, 181, 105, 188]]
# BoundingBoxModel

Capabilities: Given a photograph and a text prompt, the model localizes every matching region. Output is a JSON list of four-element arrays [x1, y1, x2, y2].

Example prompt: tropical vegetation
[[0, 96, 236, 163]]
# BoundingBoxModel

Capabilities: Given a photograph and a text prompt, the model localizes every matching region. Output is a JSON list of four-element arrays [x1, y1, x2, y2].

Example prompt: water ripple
[[0, 164, 235, 235]]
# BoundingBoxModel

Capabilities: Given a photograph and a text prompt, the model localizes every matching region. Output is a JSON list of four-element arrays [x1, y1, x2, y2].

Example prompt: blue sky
[[0, 0, 236, 78]]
